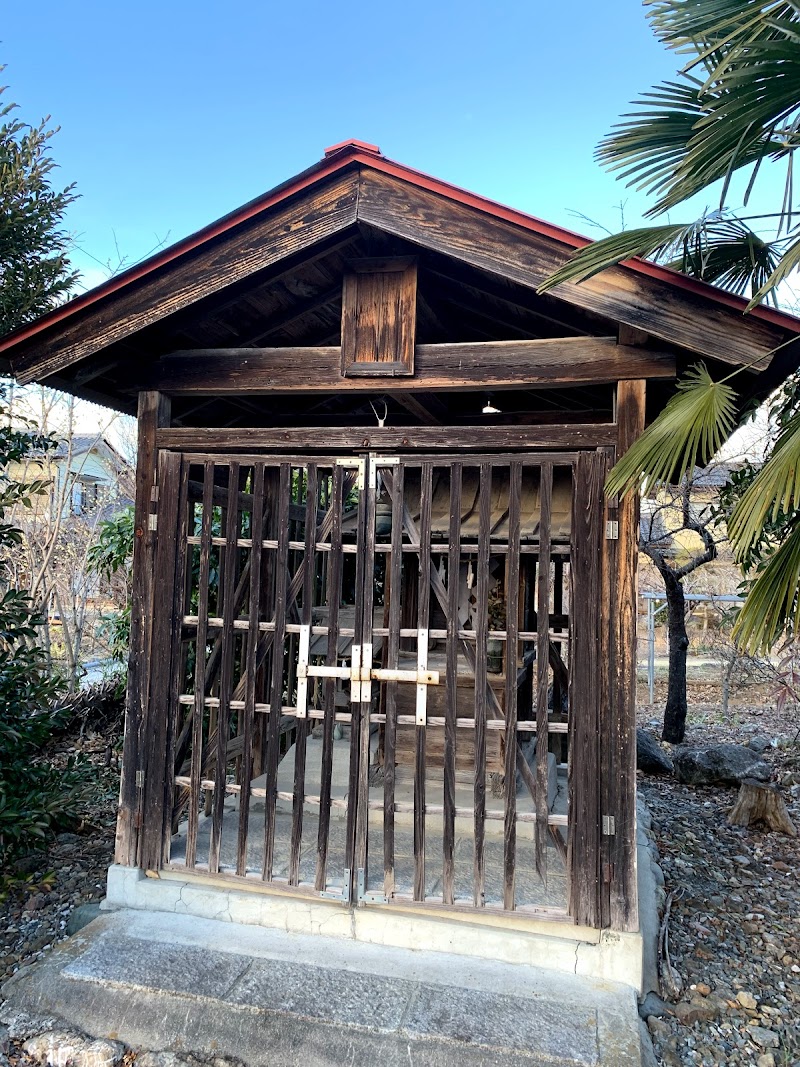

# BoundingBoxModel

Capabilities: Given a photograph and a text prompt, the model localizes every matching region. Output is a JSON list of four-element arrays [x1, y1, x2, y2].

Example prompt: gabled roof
[[2, 139, 799, 416]]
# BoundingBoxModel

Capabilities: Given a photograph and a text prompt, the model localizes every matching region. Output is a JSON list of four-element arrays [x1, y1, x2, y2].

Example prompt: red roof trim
[[2, 141, 799, 357]]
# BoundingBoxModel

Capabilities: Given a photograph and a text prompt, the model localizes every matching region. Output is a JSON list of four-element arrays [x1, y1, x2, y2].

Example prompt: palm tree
[[540, 0, 800, 654]]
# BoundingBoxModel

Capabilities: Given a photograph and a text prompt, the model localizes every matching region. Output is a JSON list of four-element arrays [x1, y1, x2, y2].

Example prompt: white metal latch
[[605, 520, 619, 540], [295, 624, 439, 716]]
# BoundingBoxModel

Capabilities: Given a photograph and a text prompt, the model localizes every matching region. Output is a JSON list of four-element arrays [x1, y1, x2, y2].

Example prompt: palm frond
[[538, 222, 698, 293], [665, 216, 783, 302], [728, 413, 800, 553], [605, 364, 739, 497], [732, 522, 800, 652], [747, 232, 800, 308], [593, 1, 800, 221]]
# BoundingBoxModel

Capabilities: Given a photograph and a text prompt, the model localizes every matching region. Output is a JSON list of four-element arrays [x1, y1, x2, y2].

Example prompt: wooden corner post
[[603, 379, 646, 931], [114, 391, 171, 867]]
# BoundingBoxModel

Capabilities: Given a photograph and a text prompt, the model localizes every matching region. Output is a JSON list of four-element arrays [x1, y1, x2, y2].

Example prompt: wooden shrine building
[[3, 140, 799, 985]]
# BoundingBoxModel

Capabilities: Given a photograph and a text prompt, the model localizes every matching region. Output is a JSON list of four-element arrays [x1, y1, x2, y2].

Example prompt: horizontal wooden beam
[[149, 337, 675, 394], [155, 424, 617, 452]]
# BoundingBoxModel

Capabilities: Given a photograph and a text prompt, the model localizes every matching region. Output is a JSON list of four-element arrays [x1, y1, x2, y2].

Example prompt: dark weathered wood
[[503, 461, 522, 909], [149, 337, 674, 393], [162, 459, 191, 863], [356, 168, 784, 370], [263, 463, 291, 880], [473, 463, 491, 908], [139, 450, 183, 872], [535, 463, 553, 886], [12, 173, 361, 385], [443, 463, 462, 906], [289, 465, 318, 885], [608, 380, 646, 931], [341, 258, 417, 376], [391, 393, 441, 425], [208, 462, 241, 874], [186, 462, 214, 868], [567, 451, 605, 928], [157, 425, 616, 452], [383, 462, 405, 900], [413, 462, 433, 901], [236, 463, 266, 876], [315, 465, 345, 892], [347, 460, 369, 898], [116, 391, 171, 867]]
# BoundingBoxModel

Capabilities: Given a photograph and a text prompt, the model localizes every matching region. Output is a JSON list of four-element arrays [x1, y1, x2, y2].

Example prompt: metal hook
[[370, 399, 388, 427]]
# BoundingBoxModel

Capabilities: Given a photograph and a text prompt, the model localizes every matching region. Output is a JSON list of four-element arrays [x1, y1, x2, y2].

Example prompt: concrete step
[[2, 909, 645, 1067]]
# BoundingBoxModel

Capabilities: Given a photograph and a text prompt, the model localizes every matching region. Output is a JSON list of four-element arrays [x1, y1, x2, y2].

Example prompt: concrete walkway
[[2, 909, 646, 1066]]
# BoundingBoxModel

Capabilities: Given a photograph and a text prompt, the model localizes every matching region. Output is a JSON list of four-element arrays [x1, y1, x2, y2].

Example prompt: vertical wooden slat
[[355, 458, 377, 891], [383, 463, 405, 899], [186, 462, 214, 868], [263, 463, 291, 880], [289, 464, 318, 885], [208, 461, 240, 873], [346, 458, 368, 897], [139, 449, 182, 872], [535, 462, 553, 885], [473, 462, 491, 907], [315, 465, 344, 891], [414, 462, 433, 901], [503, 461, 522, 909], [236, 463, 265, 876], [162, 458, 191, 865], [443, 462, 462, 905], [116, 391, 170, 868], [567, 452, 605, 927], [609, 380, 646, 931]]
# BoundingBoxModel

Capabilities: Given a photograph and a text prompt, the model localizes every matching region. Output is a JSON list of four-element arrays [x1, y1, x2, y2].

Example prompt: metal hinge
[[336, 456, 365, 491], [602, 815, 616, 836], [320, 867, 351, 902], [605, 520, 619, 540], [356, 867, 387, 904], [148, 513, 158, 532], [135, 769, 145, 788]]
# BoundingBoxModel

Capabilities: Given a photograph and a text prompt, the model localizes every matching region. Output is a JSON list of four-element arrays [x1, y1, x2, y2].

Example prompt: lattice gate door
[[146, 449, 597, 921]]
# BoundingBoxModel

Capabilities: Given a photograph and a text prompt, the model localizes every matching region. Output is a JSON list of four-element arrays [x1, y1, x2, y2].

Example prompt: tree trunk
[[728, 779, 797, 836], [662, 573, 689, 743]]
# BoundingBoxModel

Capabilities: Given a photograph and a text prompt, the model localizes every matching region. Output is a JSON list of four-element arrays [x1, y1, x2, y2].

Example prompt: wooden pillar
[[114, 391, 171, 867], [603, 379, 646, 931]]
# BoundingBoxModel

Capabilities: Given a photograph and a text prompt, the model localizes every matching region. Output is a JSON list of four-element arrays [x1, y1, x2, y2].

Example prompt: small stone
[[736, 991, 758, 1009], [695, 982, 711, 996], [674, 998, 721, 1024], [0, 1027, 8, 1056], [748, 1025, 779, 1049], [23, 1031, 124, 1067], [638, 991, 673, 1019], [647, 1016, 672, 1038], [757, 1054, 776, 1067]]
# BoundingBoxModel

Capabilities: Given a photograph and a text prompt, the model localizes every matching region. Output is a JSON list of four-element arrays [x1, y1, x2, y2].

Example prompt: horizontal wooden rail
[[156, 425, 616, 451]]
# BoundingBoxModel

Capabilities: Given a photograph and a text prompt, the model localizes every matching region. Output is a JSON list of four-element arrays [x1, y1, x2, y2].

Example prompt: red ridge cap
[[324, 138, 381, 157], [2, 144, 800, 360]]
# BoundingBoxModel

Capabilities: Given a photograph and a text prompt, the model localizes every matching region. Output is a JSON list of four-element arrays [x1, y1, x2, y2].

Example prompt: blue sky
[[4, 0, 723, 290]]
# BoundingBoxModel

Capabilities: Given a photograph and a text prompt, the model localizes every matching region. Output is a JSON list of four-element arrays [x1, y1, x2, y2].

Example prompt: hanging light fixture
[[482, 394, 501, 415]]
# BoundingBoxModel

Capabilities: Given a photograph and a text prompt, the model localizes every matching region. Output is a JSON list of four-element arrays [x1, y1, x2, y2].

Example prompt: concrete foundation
[[1, 909, 646, 1066], [104, 864, 644, 991]]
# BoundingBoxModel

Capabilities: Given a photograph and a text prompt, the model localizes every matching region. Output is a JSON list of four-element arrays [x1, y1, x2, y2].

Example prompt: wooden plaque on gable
[[341, 257, 417, 377]]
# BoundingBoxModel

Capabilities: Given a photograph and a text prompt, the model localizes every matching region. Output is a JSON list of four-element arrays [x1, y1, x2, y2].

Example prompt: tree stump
[[727, 778, 797, 836]]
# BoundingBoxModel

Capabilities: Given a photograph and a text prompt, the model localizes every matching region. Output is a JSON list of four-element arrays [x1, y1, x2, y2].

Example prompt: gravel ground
[[638, 687, 800, 1067], [1, 695, 798, 1067]]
